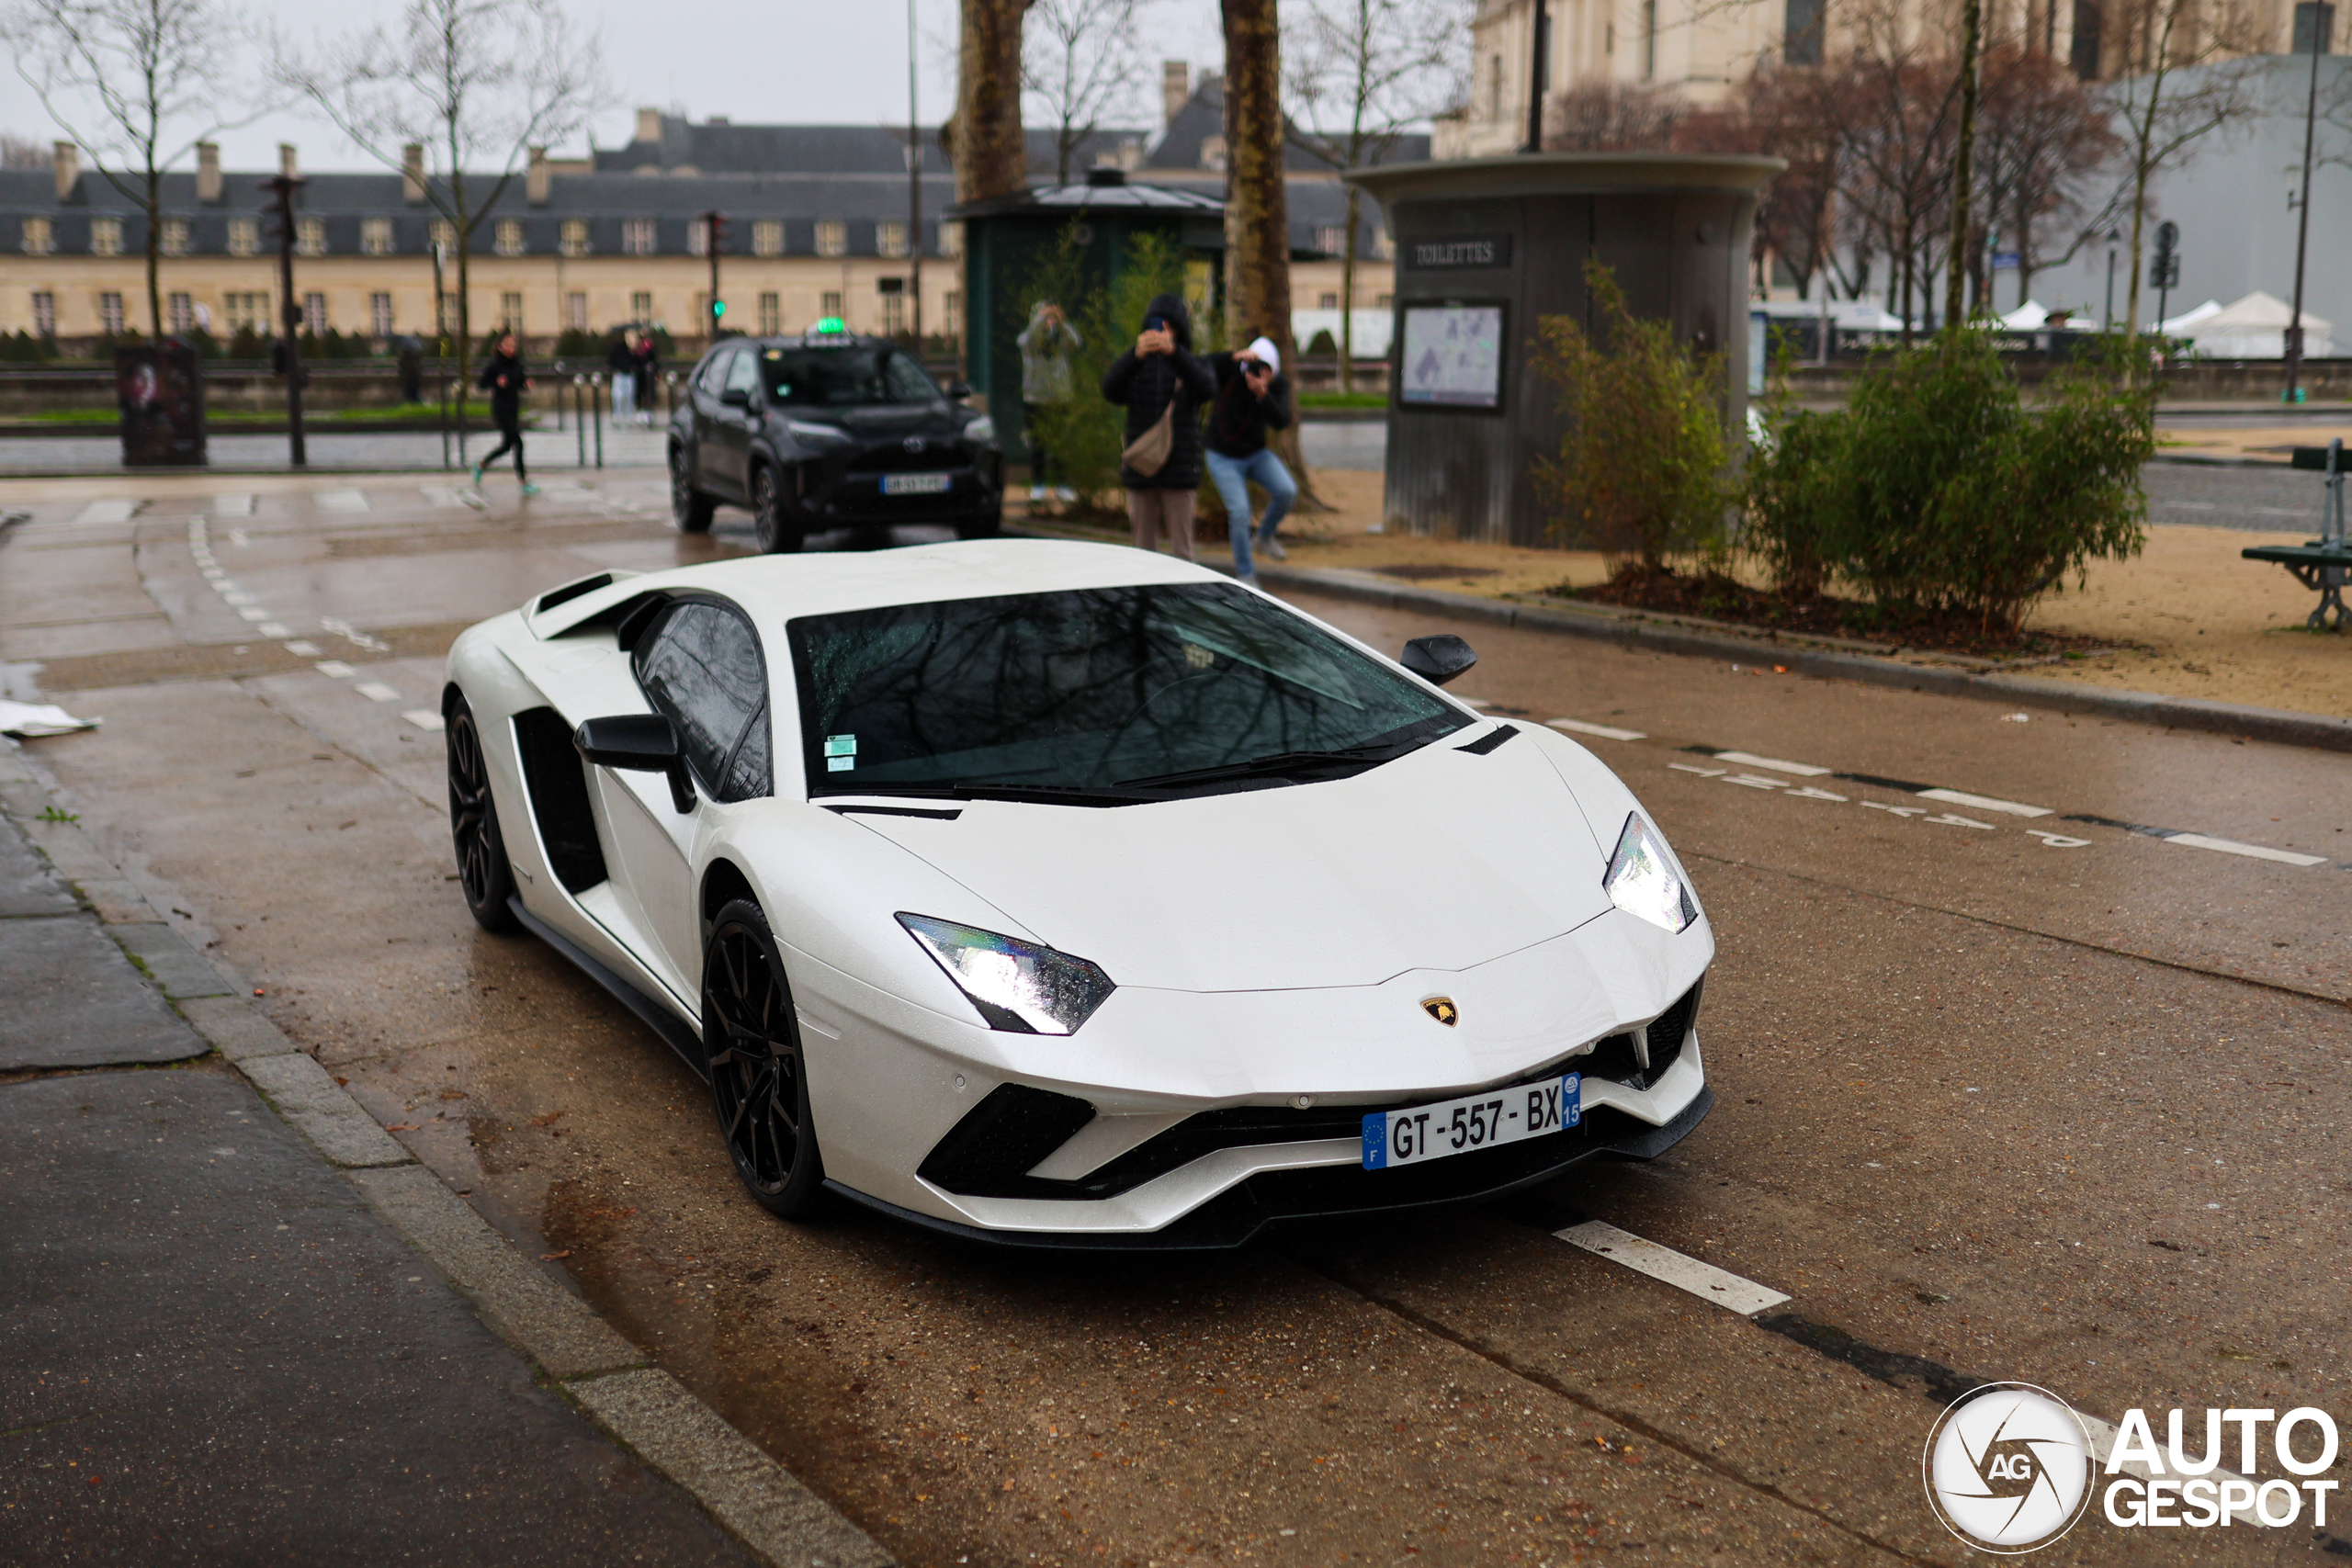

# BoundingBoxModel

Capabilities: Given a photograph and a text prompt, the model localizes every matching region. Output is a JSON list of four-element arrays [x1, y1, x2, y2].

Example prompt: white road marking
[[1713, 750, 1831, 777], [2025, 829, 2091, 848], [1723, 773, 1786, 790], [419, 486, 468, 508], [1457, 697, 1493, 709], [215, 494, 254, 516], [354, 682, 402, 703], [255, 623, 291, 639], [74, 498, 139, 525], [314, 660, 356, 678], [1924, 812, 1996, 830], [2165, 833, 2328, 868], [1785, 785, 1849, 802], [236, 607, 269, 623], [1917, 787, 2052, 818], [221, 591, 255, 605], [1548, 718, 1647, 741], [281, 639, 322, 657], [317, 489, 370, 513], [1863, 801, 1928, 818], [1668, 762, 1726, 777], [1556, 1221, 1791, 1316], [401, 709, 446, 732], [320, 616, 391, 653]]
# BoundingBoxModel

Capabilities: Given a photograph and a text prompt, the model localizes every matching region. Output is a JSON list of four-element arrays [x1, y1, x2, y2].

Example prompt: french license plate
[[881, 472, 954, 495], [1362, 1075, 1578, 1170]]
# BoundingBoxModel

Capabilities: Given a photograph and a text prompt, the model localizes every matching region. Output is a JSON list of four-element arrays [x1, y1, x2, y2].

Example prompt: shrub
[[1531, 261, 1736, 570], [1744, 328, 2153, 633]]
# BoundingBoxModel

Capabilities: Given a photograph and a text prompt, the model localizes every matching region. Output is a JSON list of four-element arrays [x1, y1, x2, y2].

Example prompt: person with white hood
[[1203, 334, 1296, 584]]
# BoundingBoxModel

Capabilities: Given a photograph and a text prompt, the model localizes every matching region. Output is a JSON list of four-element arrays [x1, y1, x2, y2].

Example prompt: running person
[[473, 333, 538, 495]]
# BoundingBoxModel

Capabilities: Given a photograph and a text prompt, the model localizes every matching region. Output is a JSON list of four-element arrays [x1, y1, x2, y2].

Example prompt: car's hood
[[848, 732, 1613, 992], [784, 402, 967, 440]]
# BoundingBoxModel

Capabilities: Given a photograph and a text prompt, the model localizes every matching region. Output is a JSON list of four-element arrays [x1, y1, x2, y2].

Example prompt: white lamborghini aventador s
[[441, 539, 1713, 1247]]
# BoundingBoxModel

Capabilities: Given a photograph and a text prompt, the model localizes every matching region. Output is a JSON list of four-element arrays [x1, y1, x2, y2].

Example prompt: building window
[[494, 220, 525, 256], [362, 218, 393, 256], [943, 290, 962, 336], [2070, 0, 2101, 77], [1319, 292, 1340, 309], [1315, 226, 1345, 255], [1375, 293, 1395, 308], [939, 220, 963, 258], [1783, 0, 1825, 63], [622, 220, 655, 255], [2293, 0, 2335, 51], [296, 217, 326, 256], [160, 220, 189, 257], [692, 290, 709, 327], [300, 292, 325, 333], [1374, 229, 1395, 260], [687, 219, 708, 257], [32, 291, 54, 337], [500, 290, 523, 331], [439, 295, 460, 334], [566, 291, 586, 330], [880, 292, 905, 336], [21, 218, 51, 255], [228, 218, 259, 257], [752, 220, 783, 257], [877, 220, 909, 258], [560, 219, 589, 257], [815, 220, 846, 258], [169, 292, 193, 333], [429, 219, 457, 252], [1200, 134, 1227, 172], [223, 291, 267, 333], [91, 219, 122, 257], [99, 291, 124, 335], [758, 291, 780, 333], [370, 292, 393, 336], [630, 289, 652, 321], [820, 288, 842, 319]]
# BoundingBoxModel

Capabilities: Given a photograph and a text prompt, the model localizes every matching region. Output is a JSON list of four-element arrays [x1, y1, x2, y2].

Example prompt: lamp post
[[266, 173, 307, 468], [2103, 229, 2121, 330], [1521, 0, 1549, 153], [2285, 5, 2326, 404], [907, 0, 923, 346]]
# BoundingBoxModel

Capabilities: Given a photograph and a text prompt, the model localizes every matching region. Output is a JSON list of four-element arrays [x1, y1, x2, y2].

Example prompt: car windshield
[[788, 584, 1468, 802], [759, 346, 940, 407]]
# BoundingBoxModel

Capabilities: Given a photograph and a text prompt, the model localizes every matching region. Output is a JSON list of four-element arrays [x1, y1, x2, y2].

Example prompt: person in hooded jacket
[[1202, 334, 1296, 584], [472, 332, 537, 495], [1101, 291, 1215, 559]]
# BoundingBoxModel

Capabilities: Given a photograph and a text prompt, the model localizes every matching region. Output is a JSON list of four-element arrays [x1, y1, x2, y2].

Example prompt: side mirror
[[718, 386, 752, 408], [943, 378, 972, 399], [574, 714, 695, 813], [1400, 634, 1478, 687]]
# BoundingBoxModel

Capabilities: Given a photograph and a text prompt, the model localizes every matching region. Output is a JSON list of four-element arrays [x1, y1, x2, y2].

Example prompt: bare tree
[[1023, 0, 1147, 186], [1283, 0, 1465, 391], [1973, 43, 2118, 310], [2, 0, 264, 338], [947, 0, 1035, 203], [0, 131, 50, 165], [1544, 80, 1687, 151], [1831, 31, 1962, 341], [1675, 68, 1844, 300], [272, 0, 602, 402]]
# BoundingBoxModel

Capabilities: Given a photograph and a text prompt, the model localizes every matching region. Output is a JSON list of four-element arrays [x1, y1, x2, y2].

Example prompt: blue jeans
[[1205, 446, 1296, 579]]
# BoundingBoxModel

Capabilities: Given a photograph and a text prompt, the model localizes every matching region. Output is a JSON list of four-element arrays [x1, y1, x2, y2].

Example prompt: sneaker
[[469, 464, 485, 487], [1261, 536, 1288, 561], [519, 482, 541, 497]]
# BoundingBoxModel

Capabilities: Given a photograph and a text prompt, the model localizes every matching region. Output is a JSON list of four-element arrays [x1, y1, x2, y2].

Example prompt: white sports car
[[442, 540, 1714, 1248]]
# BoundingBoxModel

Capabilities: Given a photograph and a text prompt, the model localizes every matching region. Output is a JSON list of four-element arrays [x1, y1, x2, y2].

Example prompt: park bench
[[2242, 438, 2351, 628]]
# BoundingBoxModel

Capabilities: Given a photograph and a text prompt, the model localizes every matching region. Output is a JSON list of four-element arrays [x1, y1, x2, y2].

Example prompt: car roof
[[529, 539, 1234, 637]]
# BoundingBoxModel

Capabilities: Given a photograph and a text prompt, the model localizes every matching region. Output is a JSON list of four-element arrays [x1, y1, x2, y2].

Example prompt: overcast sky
[[0, 0, 1233, 171]]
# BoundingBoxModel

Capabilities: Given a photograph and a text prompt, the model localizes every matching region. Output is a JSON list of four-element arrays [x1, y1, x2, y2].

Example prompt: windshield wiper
[[1112, 742, 1406, 791]]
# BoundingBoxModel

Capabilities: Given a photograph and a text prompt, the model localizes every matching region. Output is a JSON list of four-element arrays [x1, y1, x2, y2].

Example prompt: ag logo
[[903, 435, 926, 454], [1923, 1382, 2094, 1553], [1421, 997, 1458, 1026]]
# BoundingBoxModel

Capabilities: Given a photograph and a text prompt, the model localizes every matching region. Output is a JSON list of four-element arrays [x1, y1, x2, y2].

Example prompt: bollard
[[593, 377, 604, 469], [574, 375, 587, 467]]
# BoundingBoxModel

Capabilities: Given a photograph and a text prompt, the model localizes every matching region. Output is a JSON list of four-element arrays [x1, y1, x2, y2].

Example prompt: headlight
[[786, 419, 850, 447], [897, 914, 1115, 1034], [1603, 813, 1698, 934], [963, 414, 995, 445]]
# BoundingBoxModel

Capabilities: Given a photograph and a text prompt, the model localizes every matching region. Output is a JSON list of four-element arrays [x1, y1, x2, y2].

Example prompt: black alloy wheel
[[671, 446, 715, 533], [444, 694, 518, 932], [750, 463, 804, 554], [704, 898, 823, 1216]]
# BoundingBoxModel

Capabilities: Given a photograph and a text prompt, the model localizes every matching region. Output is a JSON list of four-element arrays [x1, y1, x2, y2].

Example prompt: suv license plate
[[881, 472, 954, 495], [1362, 1075, 1578, 1170]]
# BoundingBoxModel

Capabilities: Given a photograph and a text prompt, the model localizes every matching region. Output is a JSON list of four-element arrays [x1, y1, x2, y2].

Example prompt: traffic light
[[705, 210, 727, 254], [713, 299, 727, 318]]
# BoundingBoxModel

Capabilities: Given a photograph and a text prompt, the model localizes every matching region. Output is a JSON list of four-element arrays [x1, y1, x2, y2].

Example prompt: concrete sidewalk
[[0, 740, 889, 1567]]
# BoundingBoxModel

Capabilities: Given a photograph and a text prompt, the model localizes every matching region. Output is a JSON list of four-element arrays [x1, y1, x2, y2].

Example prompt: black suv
[[668, 327, 1003, 552]]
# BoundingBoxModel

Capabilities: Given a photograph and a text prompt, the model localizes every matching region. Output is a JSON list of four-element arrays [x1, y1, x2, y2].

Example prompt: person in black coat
[[472, 333, 537, 494], [1101, 290, 1214, 559], [1202, 335, 1296, 583], [605, 328, 639, 423]]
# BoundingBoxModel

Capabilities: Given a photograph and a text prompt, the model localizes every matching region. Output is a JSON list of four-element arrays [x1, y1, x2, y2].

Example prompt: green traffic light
[[713, 300, 727, 316]]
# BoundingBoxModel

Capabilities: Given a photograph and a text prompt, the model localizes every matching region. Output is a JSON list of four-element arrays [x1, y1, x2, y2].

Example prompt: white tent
[[2172, 291, 2331, 358], [2160, 299, 2223, 336], [2001, 299, 2050, 329]]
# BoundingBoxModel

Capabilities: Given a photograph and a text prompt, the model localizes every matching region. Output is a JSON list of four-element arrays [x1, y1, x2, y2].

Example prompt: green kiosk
[[950, 168, 1225, 472]]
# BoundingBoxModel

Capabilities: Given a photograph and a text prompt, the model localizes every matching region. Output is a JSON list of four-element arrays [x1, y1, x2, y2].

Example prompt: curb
[[0, 735, 895, 1568], [1251, 562, 2352, 754]]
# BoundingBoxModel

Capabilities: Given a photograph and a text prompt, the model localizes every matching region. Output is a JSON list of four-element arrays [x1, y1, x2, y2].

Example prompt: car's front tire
[[703, 898, 824, 1217], [671, 446, 715, 534], [750, 462, 804, 554], [444, 692, 518, 932]]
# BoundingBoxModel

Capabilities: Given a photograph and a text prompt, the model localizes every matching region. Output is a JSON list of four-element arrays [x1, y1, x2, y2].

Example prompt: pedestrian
[[1017, 300, 1081, 503], [633, 332, 660, 426], [1202, 334, 1297, 585], [1101, 291, 1213, 561], [394, 333, 425, 405], [472, 332, 539, 495], [606, 327, 638, 424]]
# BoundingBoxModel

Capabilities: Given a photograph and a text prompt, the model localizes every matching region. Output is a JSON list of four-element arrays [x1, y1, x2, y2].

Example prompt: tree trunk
[[144, 168, 164, 340], [1339, 183, 1359, 396], [951, 0, 1034, 204], [1221, 0, 1324, 507], [1943, 0, 1984, 339], [452, 145, 472, 416]]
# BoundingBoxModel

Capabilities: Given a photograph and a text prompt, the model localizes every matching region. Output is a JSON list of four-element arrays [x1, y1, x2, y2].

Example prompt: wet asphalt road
[[2, 472, 2346, 1567]]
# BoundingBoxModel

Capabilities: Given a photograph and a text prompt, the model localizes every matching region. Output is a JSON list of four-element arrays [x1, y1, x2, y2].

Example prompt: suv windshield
[[759, 345, 940, 407], [789, 584, 1468, 802]]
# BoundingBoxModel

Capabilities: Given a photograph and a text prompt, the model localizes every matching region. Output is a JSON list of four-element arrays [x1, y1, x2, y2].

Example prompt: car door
[[710, 348, 763, 496], [690, 348, 741, 495], [590, 598, 774, 1001]]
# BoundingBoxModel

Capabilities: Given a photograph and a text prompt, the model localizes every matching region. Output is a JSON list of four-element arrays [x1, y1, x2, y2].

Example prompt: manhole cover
[[1372, 563, 1501, 581]]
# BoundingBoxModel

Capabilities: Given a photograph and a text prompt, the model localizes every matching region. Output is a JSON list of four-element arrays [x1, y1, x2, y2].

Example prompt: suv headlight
[[1603, 813, 1698, 933], [786, 419, 851, 447], [963, 414, 995, 445], [898, 914, 1115, 1034]]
